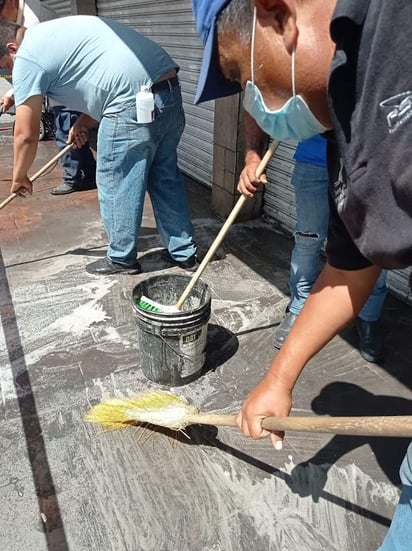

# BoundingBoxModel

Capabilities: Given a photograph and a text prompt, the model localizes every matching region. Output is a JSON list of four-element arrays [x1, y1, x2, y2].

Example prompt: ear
[[6, 42, 18, 54], [254, 0, 298, 53]]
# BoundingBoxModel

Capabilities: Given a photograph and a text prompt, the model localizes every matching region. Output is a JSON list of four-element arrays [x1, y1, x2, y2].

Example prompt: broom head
[[83, 391, 199, 430]]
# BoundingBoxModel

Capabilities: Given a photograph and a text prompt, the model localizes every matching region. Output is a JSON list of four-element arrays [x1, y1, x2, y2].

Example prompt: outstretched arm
[[236, 263, 382, 448], [11, 94, 43, 196]]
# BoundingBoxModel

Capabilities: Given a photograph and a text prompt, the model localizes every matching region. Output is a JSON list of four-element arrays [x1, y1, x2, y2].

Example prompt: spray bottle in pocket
[[135, 85, 155, 123]]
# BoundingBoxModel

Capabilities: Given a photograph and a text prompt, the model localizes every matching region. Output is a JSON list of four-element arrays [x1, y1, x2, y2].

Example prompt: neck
[[0, 0, 19, 22], [15, 25, 25, 45]]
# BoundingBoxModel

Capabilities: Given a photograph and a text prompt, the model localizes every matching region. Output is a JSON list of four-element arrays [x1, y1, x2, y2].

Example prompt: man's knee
[[294, 231, 325, 252]]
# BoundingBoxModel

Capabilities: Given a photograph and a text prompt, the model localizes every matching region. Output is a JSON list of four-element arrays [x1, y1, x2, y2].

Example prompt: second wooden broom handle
[[186, 413, 412, 437], [175, 140, 279, 309], [0, 142, 74, 210]]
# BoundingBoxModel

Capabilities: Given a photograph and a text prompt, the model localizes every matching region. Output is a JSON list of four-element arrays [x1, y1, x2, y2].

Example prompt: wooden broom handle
[[185, 413, 412, 437], [0, 142, 74, 210], [175, 140, 279, 310]]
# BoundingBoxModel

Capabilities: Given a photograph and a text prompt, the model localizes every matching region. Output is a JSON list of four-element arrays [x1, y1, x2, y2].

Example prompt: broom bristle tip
[[83, 390, 198, 431]]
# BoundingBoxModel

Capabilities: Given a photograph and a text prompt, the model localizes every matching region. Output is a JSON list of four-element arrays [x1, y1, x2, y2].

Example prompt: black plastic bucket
[[132, 274, 211, 386]]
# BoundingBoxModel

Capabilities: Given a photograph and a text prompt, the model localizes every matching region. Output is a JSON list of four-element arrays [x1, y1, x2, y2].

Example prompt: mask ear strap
[[291, 49, 296, 96], [251, 6, 257, 83]]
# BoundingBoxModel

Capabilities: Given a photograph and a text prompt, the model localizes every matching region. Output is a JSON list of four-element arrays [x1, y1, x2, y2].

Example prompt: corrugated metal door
[[95, 0, 214, 187], [387, 268, 412, 304], [264, 143, 412, 304], [40, 0, 72, 16]]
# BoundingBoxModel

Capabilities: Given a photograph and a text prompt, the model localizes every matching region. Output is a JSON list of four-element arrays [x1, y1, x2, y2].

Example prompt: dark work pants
[[53, 107, 96, 186]]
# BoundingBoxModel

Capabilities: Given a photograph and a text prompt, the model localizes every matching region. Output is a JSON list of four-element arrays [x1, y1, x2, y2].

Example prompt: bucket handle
[[157, 332, 201, 368]]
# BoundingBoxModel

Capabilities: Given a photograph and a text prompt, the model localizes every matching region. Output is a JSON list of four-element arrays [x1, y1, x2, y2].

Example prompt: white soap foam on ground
[[202, 453, 399, 551], [10, 258, 119, 361]]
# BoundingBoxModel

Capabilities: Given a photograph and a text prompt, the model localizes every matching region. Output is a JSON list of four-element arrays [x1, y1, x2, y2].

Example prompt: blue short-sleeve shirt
[[13, 16, 178, 121]]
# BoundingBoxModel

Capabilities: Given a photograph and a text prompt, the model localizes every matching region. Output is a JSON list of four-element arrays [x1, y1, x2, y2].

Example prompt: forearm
[[238, 112, 270, 195], [10, 96, 43, 194], [243, 111, 268, 162], [68, 113, 98, 148], [13, 129, 38, 181], [76, 113, 98, 129], [264, 263, 382, 391]]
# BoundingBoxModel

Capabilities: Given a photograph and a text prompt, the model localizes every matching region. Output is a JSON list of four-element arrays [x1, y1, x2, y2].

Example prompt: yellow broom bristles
[[83, 391, 199, 431]]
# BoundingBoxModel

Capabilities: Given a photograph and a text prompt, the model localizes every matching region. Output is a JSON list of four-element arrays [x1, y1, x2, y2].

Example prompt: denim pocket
[[155, 87, 185, 138], [106, 107, 153, 153]]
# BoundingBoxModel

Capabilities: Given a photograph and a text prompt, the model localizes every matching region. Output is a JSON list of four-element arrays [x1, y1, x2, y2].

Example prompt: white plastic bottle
[[135, 85, 154, 123]]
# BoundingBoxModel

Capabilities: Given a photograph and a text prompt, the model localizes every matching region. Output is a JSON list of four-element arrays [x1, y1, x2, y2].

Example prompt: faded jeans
[[378, 443, 412, 550], [288, 161, 388, 320], [96, 84, 196, 266]]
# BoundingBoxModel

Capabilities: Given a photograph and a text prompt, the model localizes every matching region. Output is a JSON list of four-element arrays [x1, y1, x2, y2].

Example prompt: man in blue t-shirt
[[274, 134, 388, 364], [0, 16, 198, 275], [0, 0, 96, 195]]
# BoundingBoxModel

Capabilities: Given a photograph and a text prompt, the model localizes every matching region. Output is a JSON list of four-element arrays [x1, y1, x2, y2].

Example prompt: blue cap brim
[[194, 18, 242, 104]]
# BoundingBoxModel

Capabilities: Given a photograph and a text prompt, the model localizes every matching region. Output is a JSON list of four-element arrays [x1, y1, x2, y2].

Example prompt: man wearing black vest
[[192, 1, 412, 548]]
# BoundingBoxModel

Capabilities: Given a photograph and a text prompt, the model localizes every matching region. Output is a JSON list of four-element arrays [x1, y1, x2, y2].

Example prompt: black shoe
[[161, 250, 200, 272], [76, 180, 97, 191], [274, 311, 298, 349], [86, 257, 141, 275], [355, 318, 384, 363], [51, 183, 75, 195]]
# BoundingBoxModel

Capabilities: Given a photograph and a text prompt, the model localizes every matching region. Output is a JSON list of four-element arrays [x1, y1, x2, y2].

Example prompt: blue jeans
[[96, 84, 196, 266], [288, 161, 388, 320], [53, 107, 96, 185], [378, 443, 412, 550]]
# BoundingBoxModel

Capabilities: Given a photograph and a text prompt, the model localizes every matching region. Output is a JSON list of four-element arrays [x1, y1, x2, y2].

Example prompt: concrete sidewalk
[[0, 131, 411, 551]]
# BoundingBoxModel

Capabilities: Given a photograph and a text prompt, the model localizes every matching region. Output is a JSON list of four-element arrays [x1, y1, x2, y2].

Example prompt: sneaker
[[161, 250, 200, 272], [355, 317, 384, 363], [86, 257, 141, 275], [51, 181, 96, 195], [273, 311, 298, 349], [50, 182, 75, 195]]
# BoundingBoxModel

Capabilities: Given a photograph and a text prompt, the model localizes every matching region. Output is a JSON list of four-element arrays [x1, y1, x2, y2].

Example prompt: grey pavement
[[0, 128, 412, 551]]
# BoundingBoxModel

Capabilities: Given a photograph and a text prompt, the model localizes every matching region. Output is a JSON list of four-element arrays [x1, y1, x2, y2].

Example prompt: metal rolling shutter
[[263, 143, 412, 305], [95, 0, 214, 187], [386, 268, 412, 304], [40, 0, 72, 16]]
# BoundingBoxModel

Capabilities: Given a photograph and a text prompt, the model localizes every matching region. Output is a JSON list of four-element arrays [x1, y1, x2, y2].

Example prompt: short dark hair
[[0, 1, 7, 13], [0, 20, 20, 57]]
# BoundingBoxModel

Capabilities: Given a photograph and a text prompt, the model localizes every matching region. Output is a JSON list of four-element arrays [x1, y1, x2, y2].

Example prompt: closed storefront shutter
[[95, 0, 214, 187], [386, 268, 412, 304], [40, 0, 72, 16], [264, 144, 412, 305]]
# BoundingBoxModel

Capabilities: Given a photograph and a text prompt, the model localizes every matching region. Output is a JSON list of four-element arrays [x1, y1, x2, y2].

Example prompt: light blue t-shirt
[[13, 16, 178, 121]]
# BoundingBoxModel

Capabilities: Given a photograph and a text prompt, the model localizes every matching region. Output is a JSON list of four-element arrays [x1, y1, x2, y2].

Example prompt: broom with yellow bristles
[[84, 391, 412, 437]]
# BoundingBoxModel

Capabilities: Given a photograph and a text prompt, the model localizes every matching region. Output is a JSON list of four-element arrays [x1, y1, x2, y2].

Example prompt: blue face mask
[[243, 9, 326, 142]]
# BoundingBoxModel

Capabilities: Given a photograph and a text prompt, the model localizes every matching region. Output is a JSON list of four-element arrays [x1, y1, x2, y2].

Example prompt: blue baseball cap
[[192, 0, 242, 104]]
